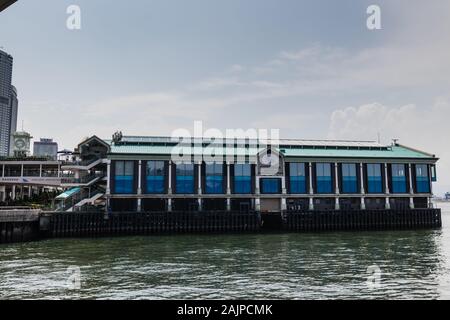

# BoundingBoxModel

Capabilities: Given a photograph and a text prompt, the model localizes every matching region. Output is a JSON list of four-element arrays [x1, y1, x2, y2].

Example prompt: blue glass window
[[316, 163, 333, 194], [392, 164, 407, 193], [234, 164, 251, 194], [341, 163, 358, 193], [261, 178, 281, 194], [205, 163, 223, 194], [289, 163, 306, 194], [175, 163, 195, 194], [114, 161, 134, 194], [415, 164, 430, 193], [146, 161, 165, 193], [367, 164, 383, 193]]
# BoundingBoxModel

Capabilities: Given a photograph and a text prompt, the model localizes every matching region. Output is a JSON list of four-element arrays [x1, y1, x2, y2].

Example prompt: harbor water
[[1, 203, 450, 300]]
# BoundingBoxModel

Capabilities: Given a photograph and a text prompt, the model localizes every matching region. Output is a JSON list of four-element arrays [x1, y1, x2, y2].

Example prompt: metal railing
[[61, 172, 104, 185]]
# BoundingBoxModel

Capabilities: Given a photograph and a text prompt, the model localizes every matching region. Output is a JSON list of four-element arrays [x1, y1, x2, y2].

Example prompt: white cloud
[[328, 99, 450, 196]]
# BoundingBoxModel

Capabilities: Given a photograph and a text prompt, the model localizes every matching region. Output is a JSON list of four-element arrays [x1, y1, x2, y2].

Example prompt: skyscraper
[[0, 49, 18, 157]]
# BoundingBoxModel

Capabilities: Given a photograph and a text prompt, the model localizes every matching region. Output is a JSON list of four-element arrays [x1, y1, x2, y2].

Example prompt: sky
[[0, 0, 449, 195]]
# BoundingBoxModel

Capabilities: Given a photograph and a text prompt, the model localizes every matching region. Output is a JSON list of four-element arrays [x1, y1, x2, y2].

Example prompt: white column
[[39, 164, 43, 177], [28, 187, 32, 198], [428, 165, 433, 208], [0, 186, 6, 202], [360, 163, 366, 210], [309, 162, 314, 210], [168, 161, 172, 194], [137, 160, 142, 195], [281, 198, 287, 211], [384, 163, 390, 194], [282, 176, 287, 195], [255, 198, 261, 211], [198, 162, 202, 195], [226, 162, 231, 195], [137, 160, 142, 212], [334, 163, 340, 210], [384, 163, 391, 209], [106, 160, 111, 194], [12, 185, 16, 201], [21, 164, 24, 177], [408, 164, 414, 209], [198, 198, 202, 211], [227, 198, 231, 211], [254, 164, 260, 195], [167, 198, 172, 212]]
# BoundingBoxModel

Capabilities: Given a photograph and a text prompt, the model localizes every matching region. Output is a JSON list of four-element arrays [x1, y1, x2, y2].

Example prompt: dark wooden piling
[[285, 208, 442, 232]]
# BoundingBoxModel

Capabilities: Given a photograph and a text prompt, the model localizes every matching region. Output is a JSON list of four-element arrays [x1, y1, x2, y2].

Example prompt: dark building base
[[285, 209, 442, 232], [0, 208, 442, 244]]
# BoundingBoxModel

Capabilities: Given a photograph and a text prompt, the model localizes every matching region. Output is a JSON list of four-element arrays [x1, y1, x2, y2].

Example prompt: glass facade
[[316, 163, 333, 194], [415, 164, 430, 193], [175, 163, 195, 194], [114, 161, 134, 194], [341, 163, 358, 193], [234, 163, 251, 194], [146, 161, 165, 193], [391, 164, 407, 193], [205, 163, 223, 194], [261, 178, 281, 194], [367, 164, 383, 193], [289, 163, 306, 194]]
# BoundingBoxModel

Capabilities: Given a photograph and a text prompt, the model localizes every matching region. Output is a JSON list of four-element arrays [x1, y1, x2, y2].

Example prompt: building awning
[[55, 187, 81, 200]]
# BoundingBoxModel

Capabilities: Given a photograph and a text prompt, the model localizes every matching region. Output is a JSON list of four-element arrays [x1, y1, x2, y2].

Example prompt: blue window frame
[[341, 163, 358, 193], [367, 164, 383, 193], [261, 178, 281, 194], [114, 161, 134, 194], [415, 164, 430, 193], [234, 163, 251, 194], [289, 163, 306, 194], [316, 163, 333, 194], [392, 164, 407, 193], [205, 163, 223, 194], [146, 161, 165, 194], [175, 163, 194, 194]]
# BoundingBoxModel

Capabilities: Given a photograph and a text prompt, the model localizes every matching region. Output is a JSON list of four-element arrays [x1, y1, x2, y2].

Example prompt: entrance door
[[260, 198, 281, 213]]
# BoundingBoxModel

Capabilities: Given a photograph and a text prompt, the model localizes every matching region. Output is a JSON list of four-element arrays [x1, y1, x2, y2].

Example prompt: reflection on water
[[1, 203, 450, 300]]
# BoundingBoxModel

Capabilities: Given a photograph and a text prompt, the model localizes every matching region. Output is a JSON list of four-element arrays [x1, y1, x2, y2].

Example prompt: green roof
[[107, 140, 436, 160]]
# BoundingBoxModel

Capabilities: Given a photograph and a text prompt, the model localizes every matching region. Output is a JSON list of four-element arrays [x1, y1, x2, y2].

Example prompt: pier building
[[53, 134, 438, 214]]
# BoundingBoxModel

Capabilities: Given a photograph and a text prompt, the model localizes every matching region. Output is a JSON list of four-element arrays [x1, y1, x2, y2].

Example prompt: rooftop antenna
[[392, 138, 399, 146]]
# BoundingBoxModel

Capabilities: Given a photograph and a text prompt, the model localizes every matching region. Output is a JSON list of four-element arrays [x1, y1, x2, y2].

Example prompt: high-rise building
[[0, 49, 17, 157], [34, 138, 58, 160], [9, 85, 18, 156]]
